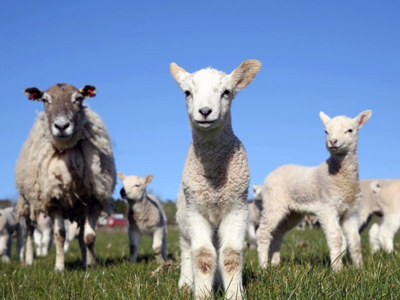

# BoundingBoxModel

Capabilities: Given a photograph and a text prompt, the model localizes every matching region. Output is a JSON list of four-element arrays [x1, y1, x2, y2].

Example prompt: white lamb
[[33, 212, 53, 257], [0, 207, 25, 262], [368, 179, 400, 253], [248, 185, 263, 249], [171, 60, 262, 299], [257, 110, 372, 271], [118, 173, 167, 263], [15, 84, 116, 271]]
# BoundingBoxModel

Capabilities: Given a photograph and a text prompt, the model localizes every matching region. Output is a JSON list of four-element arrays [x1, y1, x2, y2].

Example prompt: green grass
[[1, 223, 400, 299]]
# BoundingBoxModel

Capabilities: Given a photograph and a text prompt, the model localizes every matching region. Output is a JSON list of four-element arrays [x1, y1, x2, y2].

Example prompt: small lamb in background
[[248, 185, 263, 249], [118, 173, 167, 263], [0, 207, 25, 262], [369, 179, 400, 253], [257, 110, 372, 271], [33, 213, 53, 257]]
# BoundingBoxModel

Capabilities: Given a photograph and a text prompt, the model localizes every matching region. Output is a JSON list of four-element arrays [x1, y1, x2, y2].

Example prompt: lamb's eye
[[347, 129, 353, 133], [222, 90, 230, 98], [134, 184, 140, 188], [184, 91, 191, 97], [325, 130, 328, 135]]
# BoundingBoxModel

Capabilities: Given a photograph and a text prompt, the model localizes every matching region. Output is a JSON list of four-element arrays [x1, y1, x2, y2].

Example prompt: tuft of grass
[[1, 222, 400, 299]]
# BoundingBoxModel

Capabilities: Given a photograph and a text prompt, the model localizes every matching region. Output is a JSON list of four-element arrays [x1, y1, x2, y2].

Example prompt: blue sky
[[0, 0, 399, 201]]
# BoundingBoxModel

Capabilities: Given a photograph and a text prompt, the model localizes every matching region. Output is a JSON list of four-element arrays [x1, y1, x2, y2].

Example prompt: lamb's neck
[[326, 150, 359, 182], [130, 194, 151, 214], [191, 123, 238, 176]]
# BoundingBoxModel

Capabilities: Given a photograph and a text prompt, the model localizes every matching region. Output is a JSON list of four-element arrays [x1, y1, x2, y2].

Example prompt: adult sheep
[[15, 83, 116, 271]]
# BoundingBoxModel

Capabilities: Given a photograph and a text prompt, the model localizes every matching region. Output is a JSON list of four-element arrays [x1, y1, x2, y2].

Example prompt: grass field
[[1, 216, 400, 299]]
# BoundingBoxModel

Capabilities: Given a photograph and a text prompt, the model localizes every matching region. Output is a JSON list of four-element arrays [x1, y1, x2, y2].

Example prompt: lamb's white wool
[[248, 185, 263, 249], [367, 179, 400, 253], [33, 213, 53, 257], [118, 173, 167, 263], [171, 60, 261, 300], [257, 110, 372, 271], [0, 207, 25, 262], [15, 84, 116, 271], [64, 220, 79, 253]]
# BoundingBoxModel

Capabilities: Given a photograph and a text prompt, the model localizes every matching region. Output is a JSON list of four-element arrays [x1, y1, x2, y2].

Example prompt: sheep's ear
[[117, 173, 126, 181], [144, 175, 154, 186], [229, 60, 262, 91], [370, 181, 382, 194], [24, 87, 44, 101], [79, 85, 97, 98], [170, 63, 190, 88], [354, 110, 372, 129], [319, 111, 331, 126]]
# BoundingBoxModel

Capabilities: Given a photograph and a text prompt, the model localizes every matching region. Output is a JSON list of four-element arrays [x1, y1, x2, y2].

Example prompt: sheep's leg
[[53, 213, 66, 271], [190, 213, 216, 300], [161, 228, 167, 261], [78, 220, 87, 270], [257, 207, 288, 269], [341, 213, 363, 268], [16, 227, 25, 262], [369, 223, 381, 253], [128, 227, 140, 263], [248, 222, 257, 249], [64, 221, 70, 253], [152, 227, 165, 263], [317, 211, 344, 271], [25, 217, 34, 266], [33, 230, 42, 257], [378, 214, 400, 253], [178, 235, 193, 290], [219, 209, 247, 300], [3, 235, 12, 262], [41, 228, 52, 257], [84, 211, 99, 267]]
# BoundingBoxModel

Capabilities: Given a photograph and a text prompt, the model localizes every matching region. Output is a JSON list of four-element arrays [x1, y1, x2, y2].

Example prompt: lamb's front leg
[[219, 208, 247, 300], [190, 212, 216, 300], [53, 213, 66, 271], [341, 212, 363, 268]]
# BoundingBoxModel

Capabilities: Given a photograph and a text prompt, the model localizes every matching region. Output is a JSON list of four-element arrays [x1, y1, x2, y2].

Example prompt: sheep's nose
[[199, 107, 212, 118], [329, 139, 338, 146], [54, 121, 70, 131], [120, 188, 126, 198]]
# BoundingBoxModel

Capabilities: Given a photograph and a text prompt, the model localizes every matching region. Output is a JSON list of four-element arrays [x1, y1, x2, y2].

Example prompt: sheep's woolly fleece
[[15, 108, 116, 221]]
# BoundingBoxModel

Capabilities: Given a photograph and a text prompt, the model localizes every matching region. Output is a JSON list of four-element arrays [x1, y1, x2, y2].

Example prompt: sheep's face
[[23, 84, 96, 141], [320, 110, 372, 155], [170, 60, 261, 132], [118, 173, 154, 202], [253, 184, 263, 202]]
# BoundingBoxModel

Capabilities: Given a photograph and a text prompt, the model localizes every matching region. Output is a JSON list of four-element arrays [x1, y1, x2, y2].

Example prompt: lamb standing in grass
[[368, 179, 400, 253], [257, 110, 372, 271], [118, 173, 167, 263], [0, 207, 25, 262], [33, 212, 53, 257], [171, 60, 261, 299], [15, 84, 116, 271], [248, 185, 263, 249]]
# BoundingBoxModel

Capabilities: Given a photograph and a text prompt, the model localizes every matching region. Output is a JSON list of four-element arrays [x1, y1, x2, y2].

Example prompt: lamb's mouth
[[54, 134, 72, 141], [329, 146, 340, 152], [195, 120, 216, 127]]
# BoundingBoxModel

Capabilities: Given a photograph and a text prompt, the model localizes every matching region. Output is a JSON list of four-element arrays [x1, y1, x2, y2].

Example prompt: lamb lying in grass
[[368, 179, 400, 253], [118, 173, 167, 263], [0, 207, 25, 262], [257, 110, 372, 271]]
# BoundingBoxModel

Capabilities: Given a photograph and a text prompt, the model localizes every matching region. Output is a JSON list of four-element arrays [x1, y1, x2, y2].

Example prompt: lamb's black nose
[[199, 107, 212, 118], [120, 188, 126, 198], [54, 122, 70, 131]]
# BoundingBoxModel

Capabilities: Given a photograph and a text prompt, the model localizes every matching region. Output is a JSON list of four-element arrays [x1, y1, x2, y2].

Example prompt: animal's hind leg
[[25, 217, 35, 266], [152, 227, 165, 263], [257, 206, 289, 269], [84, 209, 100, 267], [78, 218, 87, 269], [270, 212, 303, 267], [53, 212, 66, 271]]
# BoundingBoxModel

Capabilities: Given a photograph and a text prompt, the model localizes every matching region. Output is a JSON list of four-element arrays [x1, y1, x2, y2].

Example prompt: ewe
[[15, 84, 116, 271], [170, 60, 261, 300], [118, 173, 167, 263], [33, 212, 53, 257], [248, 185, 263, 249], [368, 179, 400, 253], [0, 207, 25, 262], [257, 110, 372, 271]]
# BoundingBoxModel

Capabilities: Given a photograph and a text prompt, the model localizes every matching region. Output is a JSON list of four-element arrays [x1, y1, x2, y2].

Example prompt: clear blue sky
[[0, 1, 399, 201]]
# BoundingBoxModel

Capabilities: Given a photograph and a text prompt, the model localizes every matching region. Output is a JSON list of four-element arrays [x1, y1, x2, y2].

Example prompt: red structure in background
[[106, 214, 127, 227]]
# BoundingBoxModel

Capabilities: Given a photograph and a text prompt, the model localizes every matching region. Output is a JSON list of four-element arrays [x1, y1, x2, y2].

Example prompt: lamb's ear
[[79, 85, 97, 98], [144, 175, 154, 186], [319, 111, 331, 126], [229, 60, 262, 91], [170, 63, 190, 88], [370, 181, 382, 194], [117, 173, 126, 181], [354, 110, 372, 129], [24, 87, 44, 101]]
